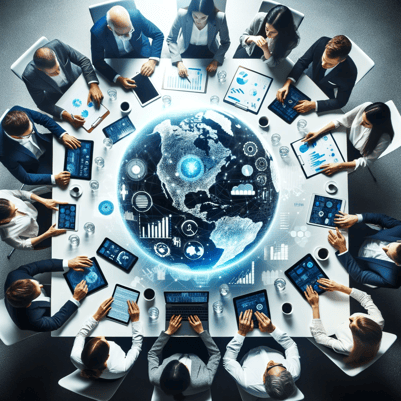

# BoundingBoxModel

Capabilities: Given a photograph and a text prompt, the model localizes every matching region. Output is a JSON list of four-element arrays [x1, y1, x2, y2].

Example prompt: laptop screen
[[165, 292, 208, 303]]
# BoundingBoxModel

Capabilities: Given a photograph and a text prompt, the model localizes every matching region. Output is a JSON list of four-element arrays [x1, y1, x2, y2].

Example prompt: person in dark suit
[[22, 39, 103, 129], [0, 106, 81, 186], [91, 5, 164, 89], [4, 256, 91, 332], [276, 35, 357, 113], [329, 211, 401, 288]]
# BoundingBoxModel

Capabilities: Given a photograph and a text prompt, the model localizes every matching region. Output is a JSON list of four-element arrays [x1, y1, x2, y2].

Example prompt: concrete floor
[[1, 0, 401, 400]]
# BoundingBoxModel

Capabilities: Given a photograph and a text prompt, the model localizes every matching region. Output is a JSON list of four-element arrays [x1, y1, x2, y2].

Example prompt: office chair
[[236, 382, 304, 401], [348, 38, 375, 85], [151, 386, 212, 401], [258, 1, 304, 30]]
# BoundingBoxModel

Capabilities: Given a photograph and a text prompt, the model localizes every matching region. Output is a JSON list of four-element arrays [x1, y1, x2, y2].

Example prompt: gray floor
[[1, 0, 401, 400]]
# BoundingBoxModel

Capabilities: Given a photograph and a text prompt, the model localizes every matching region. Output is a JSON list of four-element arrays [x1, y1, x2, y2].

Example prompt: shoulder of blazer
[[91, 15, 108, 37]]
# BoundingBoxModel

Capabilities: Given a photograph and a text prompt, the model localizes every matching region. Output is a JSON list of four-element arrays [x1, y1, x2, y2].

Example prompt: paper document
[[163, 65, 208, 93]]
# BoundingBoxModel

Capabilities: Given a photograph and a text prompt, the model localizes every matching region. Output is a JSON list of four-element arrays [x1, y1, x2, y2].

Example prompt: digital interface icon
[[154, 242, 170, 258], [181, 220, 198, 236], [98, 200, 114, 216], [184, 241, 204, 260], [132, 191, 152, 212], [126, 158, 147, 181]]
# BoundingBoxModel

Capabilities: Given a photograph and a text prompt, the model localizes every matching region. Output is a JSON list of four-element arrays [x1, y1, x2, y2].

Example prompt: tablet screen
[[97, 238, 138, 272], [64, 140, 93, 180], [285, 254, 328, 298], [107, 285, 140, 325], [102, 116, 136, 144], [132, 74, 159, 105], [233, 290, 270, 328], [58, 204, 77, 230], [64, 257, 107, 296], [309, 195, 343, 228]]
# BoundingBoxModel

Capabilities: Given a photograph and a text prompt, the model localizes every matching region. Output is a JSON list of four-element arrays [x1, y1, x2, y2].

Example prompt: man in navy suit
[[276, 35, 357, 113], [4, 256, 91, 332], [91, 5, 164, 89], [0, 106, 80, 186], [329, 211, 401, 288]]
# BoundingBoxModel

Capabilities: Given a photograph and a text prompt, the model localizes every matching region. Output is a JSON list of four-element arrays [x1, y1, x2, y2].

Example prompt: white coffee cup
[[120, 100, 132, 115], [282, 302, 293, 316], [315, 247, 329, 261], [258, 116, 270, 130], [325, 181, 338, 195]]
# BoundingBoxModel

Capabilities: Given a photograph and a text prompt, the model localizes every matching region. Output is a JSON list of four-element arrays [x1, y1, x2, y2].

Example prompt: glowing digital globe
[[117, 109, 279, 273]]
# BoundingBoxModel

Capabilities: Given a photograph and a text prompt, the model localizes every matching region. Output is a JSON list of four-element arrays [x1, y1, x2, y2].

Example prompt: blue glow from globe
[[177, 155, 204, 182]]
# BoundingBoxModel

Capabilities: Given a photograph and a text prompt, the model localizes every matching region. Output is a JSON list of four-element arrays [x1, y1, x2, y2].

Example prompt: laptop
[[164, 291, 209, 336]]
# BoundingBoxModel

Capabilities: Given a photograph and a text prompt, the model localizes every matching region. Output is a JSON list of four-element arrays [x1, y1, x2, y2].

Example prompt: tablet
[[64, 140, 94, 180], [64, 257, 108, 296], [97, 238, 138, 273], [107, 284, 140, 325], [131, 74, 160, 107], [57, 204, 78, 231], [307, 194, 345, 228], [268, 85, 311, 124], [285, 254, 329, 299], [102, 116, 136, 144], [233, 290, 270, 329]]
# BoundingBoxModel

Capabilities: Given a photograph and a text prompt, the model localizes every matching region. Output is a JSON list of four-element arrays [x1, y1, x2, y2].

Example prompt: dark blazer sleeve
[[91, 30, 117, 83], [148, 331, 171, 385], [137, 10, 164, 58], [24, 106, 66, 138], [336, 251, 390, 287], [288, 38, 321, 82], [2, 158, 52, 185], [18, 258, 64, 277], [199, 331, 221, 386], [361, 213, 401, 229]]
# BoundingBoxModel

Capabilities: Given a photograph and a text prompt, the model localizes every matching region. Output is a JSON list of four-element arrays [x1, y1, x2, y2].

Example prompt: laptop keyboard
[[166, 306, 208, 321]]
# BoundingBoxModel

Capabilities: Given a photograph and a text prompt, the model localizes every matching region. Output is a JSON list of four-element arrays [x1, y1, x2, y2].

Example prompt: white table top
[[52, 57, 349, 337]]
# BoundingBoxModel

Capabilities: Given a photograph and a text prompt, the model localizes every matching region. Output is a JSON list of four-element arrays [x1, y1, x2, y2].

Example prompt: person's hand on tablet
[[73, 280, 88, 302], [128, 300, 140, 322], [54, 171, 71, 188], [317, 279, 352, 295], [41, 198, 68, 211], [276, 80, 291, 103], [68, 256, 93, 272], [293, 100, 316, 113], [255, 312, 275, 333], [61, 134, 81, 150], [116, 76, 137, 90], [334, 211, 358, 229], [93, 297, 114, 321], [165, 315, 182, 335], [238, 309, 254, 336], [304, 285, 319, 308], [328, 227, 347, 253], [189, 315, 204, 334]]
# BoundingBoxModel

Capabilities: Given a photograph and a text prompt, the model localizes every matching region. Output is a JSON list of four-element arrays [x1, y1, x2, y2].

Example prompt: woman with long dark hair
[[70, 297, 143, 379], [234, 5, 299, 67], [167, 0, 230, 77], [305, 279, 384, 367], [303, 102, 394, 175]]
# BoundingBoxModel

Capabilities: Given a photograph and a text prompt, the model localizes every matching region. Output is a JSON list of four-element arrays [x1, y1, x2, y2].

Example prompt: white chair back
[[10, 36, 49, 80], [379, 100, 401, 158], [176, 0, 227, 12], [236, 382, 304, 401], [151, 386, 212, 401], [0, 298, 40, 346], [348, 38, 375, 85], [58, 369, 126, 401], [1, 108, 10, 123], [89, 0, 137, 24], [307, 332, 397, 377], [258, 1, 304, 30]]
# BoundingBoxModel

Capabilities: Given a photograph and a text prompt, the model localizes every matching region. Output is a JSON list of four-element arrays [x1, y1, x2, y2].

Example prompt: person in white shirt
[[167, 0, 230, 77], [70, 298, 142, 380], [302, 102, 394, 175], [223, 310, 300, 400], [234, 5, 300, 68], [0, 189, 67, 250], [305, 279, 384, 367]]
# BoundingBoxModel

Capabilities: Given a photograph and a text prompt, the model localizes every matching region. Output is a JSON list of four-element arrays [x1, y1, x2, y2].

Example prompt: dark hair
[[0, 199, 12, 221], [160, 360, 191, 401], [264, 370, 296, 400], [325, 35, 352, 60], [344, 316, 382, 367], [258, 6, 299, 62], [362, 102, 394, 156], [187, 0, 218, 21], [6, 279, 37, 308], [80, 337, 110, 380], [1, 110, 30, 137], [33, 47, 57, 70], [394, 244, 401, 264]]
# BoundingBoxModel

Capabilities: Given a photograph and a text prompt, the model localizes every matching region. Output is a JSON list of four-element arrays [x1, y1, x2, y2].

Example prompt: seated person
[[305, 280, 384, 367], [276, 35, 357, 113], [148, 315, 221, 399], [0, 189, 67, 250], [234, 5, 299, 68], [4, 256, 90, 332], [328, 212, 401, 288], [0, 106, 81, 186], [302, 102, 394, 175], [71, 298, 142, 379], [91, 5, 164, 88], [167, 0, 230, 77], [22, 39, 103, 129], [223, 310, 300, 400]]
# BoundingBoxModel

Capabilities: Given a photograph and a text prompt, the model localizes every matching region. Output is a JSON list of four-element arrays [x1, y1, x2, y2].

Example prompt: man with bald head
[[22, 40, 103, 129], [91, 5, 164, 88]]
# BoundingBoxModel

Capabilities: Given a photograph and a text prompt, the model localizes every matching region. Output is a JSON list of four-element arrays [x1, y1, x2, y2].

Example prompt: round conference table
[[51, 57, 350, 337]]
